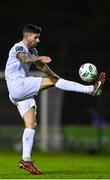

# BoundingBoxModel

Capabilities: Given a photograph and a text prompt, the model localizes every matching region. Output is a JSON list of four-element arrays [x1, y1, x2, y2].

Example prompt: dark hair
[[23, 24, 42, 34]]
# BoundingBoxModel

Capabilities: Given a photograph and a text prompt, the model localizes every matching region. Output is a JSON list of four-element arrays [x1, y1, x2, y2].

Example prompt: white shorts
[[8, 76, 42, 100], [8, 76, 42, 117], [10, 96, 37, 118]]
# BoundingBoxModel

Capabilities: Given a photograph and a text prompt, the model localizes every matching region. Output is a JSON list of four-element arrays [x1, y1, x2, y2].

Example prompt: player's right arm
[[17, 52, 52, 64], [16, 46, 59, 78]]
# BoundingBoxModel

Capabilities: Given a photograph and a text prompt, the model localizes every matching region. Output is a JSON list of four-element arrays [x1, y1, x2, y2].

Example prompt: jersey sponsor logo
[[15, 46, 24, 52]]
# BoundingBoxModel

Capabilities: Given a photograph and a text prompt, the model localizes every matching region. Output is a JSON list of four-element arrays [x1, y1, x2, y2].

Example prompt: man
[[5, 24, 106, 175]]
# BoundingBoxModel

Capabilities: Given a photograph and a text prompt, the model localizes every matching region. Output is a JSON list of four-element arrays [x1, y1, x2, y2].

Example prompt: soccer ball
[[79, 63, 98, 82]]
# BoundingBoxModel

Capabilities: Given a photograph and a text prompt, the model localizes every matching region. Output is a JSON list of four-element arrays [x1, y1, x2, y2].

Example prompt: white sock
[[22, 128, 35, 161], [55, 78, 94, 94]]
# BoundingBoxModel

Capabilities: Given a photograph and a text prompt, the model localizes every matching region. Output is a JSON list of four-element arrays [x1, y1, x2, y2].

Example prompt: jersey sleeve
[[14, 45, 27, 59], [15, 46, 25, 54]]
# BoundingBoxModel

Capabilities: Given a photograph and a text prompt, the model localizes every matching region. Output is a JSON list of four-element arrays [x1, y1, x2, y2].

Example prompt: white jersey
[[5, 41, 42, 117], [5, 41, 38, 84]]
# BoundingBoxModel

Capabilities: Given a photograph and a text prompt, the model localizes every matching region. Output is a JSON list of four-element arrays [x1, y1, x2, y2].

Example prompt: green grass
[[1, 151, 110, 179]]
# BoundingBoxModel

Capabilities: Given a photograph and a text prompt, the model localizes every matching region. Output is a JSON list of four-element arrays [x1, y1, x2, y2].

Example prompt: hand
[[38, 56, 52, 64]]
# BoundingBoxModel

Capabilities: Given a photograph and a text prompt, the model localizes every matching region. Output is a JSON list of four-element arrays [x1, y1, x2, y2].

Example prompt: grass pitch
[[0, 151, 110, 179]]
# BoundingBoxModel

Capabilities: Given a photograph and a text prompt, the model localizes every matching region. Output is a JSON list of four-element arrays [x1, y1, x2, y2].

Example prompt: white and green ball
[[79, 63, 98, 82]]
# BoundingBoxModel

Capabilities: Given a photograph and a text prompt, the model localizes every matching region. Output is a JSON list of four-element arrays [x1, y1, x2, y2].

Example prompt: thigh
[[40, 76, 59, 90]]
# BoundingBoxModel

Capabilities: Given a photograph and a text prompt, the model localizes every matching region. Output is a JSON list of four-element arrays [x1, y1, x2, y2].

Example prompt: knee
[[29, 121, 37, 129], [33, 121, 37, 129], [25, 119, 37, 129], [50, 76, 59, 84]]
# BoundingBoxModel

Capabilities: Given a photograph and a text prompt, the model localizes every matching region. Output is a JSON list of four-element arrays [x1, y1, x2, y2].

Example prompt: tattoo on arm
[[17, 52, 39, 63], [17, 52, 60, 78]]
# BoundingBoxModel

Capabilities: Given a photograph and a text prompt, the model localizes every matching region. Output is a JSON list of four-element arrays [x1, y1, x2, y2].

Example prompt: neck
[[22, 39, 30, 49]]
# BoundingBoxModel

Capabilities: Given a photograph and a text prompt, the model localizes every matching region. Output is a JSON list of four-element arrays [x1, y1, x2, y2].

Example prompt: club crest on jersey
[[15, 46, 23, 52]]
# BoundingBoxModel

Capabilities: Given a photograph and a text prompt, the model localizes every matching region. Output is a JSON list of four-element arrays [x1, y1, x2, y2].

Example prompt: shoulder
[[12, 42, 26, 54], [15, 46, 24, 52]]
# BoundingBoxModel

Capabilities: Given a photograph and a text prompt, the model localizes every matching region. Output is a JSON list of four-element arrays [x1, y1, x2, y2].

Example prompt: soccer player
[[5, 24, 106, 175]]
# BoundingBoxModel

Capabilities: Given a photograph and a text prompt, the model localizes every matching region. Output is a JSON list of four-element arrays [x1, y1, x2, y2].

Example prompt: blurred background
[[1, 0, 110, 153]]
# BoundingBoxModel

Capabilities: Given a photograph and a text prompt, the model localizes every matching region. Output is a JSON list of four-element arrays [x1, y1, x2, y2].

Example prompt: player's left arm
[[33, 47, 59, 77], [35, 61, 60, 78]]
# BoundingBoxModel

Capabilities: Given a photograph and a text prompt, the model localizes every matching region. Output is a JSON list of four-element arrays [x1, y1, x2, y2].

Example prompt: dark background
[[1, 0, 110, 125]]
